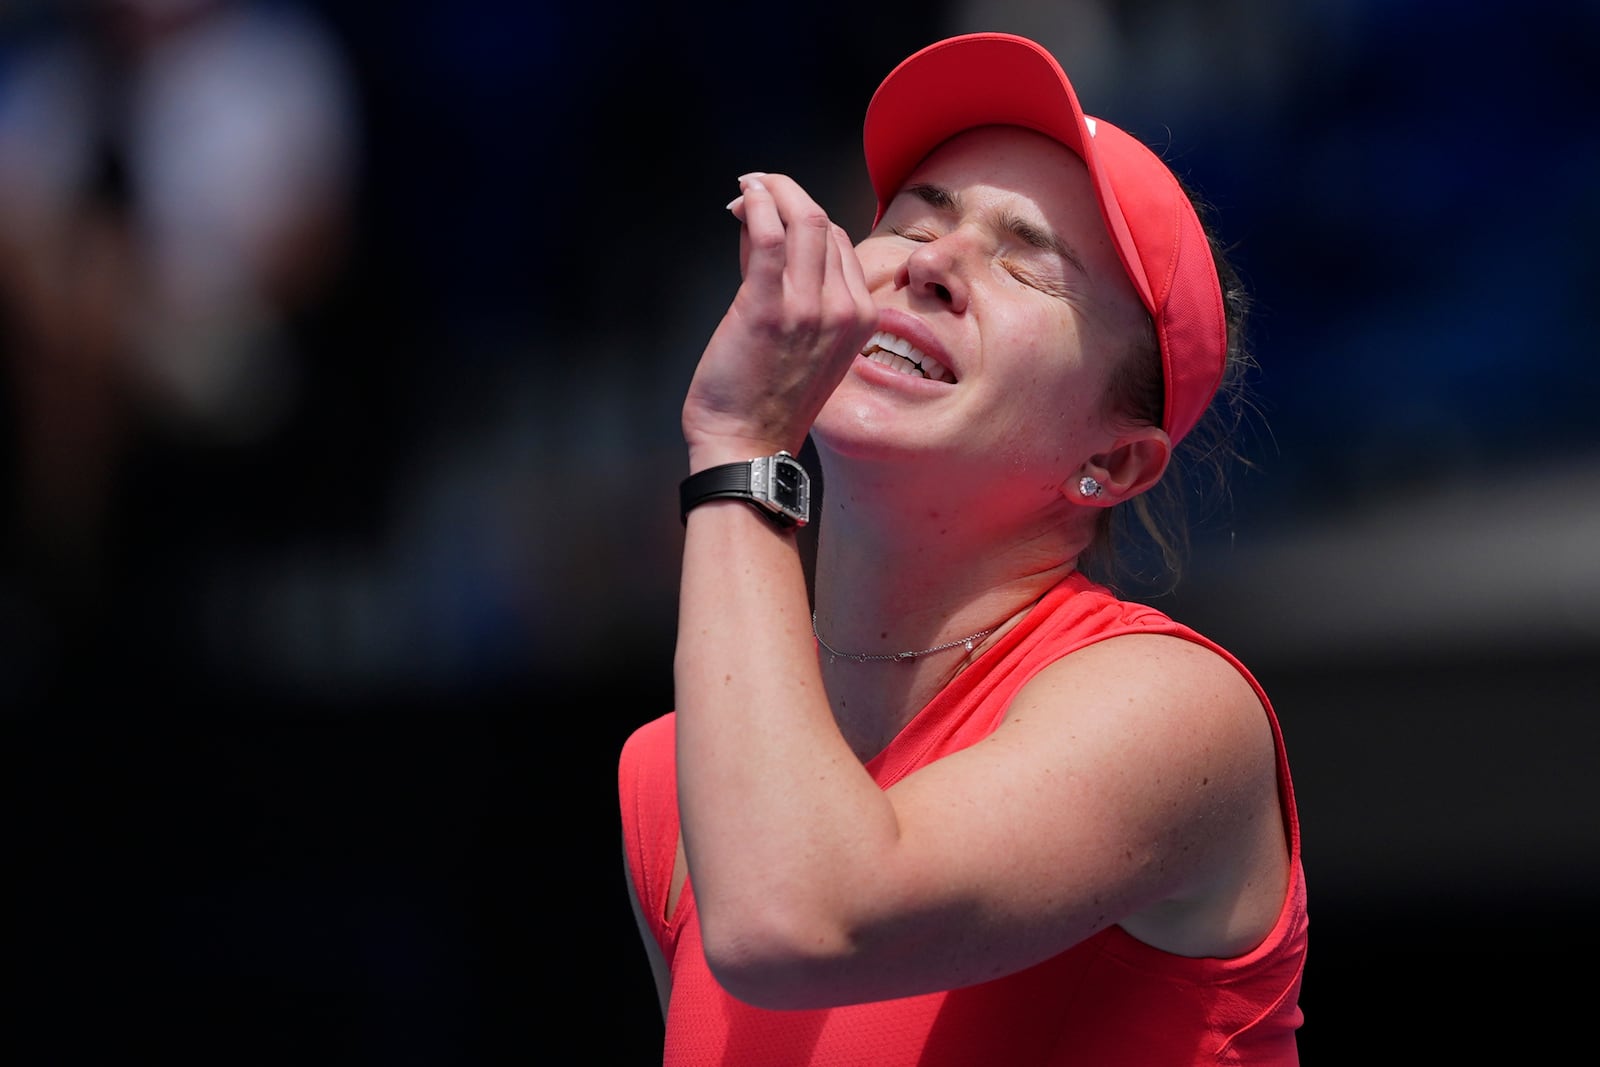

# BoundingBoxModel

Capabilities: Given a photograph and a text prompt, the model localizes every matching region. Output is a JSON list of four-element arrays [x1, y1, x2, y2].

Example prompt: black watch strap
[[680, 462, 759, 519], [680, 452, 809, 528]]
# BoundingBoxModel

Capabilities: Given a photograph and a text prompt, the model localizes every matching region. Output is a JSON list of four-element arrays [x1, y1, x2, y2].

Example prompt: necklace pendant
[[964, 639, 975, 652]]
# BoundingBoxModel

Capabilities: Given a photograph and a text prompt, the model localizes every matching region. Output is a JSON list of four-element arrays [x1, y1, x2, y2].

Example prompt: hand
[[681, 173, 878, 470]]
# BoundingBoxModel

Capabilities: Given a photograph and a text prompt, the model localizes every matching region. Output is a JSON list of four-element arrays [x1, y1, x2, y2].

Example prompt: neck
[[809, 465, 1093, 759]]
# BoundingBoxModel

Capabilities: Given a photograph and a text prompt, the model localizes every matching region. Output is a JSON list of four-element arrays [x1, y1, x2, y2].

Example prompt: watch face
[[773, 463, 803, 509], [762, 454, 809, 525]]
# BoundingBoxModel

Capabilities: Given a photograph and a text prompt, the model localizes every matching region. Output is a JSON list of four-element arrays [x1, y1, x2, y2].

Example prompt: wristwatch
[[679, 450, 811, 528]]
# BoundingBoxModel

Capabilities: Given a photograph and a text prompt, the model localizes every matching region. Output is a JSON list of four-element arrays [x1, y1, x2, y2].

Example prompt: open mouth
[[860, 331, 955, 383]]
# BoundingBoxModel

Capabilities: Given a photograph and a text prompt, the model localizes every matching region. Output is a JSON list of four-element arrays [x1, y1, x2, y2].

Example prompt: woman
[[620, 32, 1306, 1065]]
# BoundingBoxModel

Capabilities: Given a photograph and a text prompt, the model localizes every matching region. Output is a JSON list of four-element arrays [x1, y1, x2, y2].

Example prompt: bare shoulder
[[1005, 632, 1271, 760], [999, 633, 1288, 957]]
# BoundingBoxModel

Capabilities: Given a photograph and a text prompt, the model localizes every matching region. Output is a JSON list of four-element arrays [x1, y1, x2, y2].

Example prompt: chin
[[811, 394, 879, 454], [811, 409, 924, 471]]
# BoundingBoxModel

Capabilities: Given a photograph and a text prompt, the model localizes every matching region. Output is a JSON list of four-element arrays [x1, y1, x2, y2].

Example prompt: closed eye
[[888, 224, 937, 243], [1000, 256, 1068, 298]]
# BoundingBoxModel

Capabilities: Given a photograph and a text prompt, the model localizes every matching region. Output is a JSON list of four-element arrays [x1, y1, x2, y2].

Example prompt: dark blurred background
[[2, 0, 1595, 1062]]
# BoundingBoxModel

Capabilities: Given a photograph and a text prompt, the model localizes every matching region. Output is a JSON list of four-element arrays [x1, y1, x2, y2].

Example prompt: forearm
[[673, 501, 897, 969], [669, 167, 885, 996]]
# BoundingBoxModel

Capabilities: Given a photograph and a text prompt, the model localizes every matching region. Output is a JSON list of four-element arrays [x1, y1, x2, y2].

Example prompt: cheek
[[855, 246, 900, 290], [981, 302, 1081, 386], [982, 318, 1107, 459], [988, 394, 1103, 482]]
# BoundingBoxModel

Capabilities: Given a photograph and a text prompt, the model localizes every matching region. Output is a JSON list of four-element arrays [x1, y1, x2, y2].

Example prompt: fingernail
[[737, 171, 767, 182]]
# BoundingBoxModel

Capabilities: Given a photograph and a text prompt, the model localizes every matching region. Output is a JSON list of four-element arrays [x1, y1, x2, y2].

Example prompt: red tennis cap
[[863, 32, 1227, 445]]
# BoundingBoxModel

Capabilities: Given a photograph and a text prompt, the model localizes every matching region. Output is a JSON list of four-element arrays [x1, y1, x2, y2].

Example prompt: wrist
[[680, 449, 812, 528], [685, 437, 797, 476]]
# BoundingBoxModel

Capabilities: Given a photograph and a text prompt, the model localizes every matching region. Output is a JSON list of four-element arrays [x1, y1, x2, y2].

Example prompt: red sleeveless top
[[620, 572, 1307, 1065]]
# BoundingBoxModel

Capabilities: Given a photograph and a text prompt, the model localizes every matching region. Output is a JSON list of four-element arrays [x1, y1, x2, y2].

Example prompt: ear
[[1071, 426, 1171, 506]]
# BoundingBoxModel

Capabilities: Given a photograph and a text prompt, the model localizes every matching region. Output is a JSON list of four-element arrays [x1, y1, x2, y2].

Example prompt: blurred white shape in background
[[0, 0, 359, 566]]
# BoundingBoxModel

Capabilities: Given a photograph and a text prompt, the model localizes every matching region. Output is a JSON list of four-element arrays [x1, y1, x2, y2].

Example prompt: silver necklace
[[811, 611, 998, 664]]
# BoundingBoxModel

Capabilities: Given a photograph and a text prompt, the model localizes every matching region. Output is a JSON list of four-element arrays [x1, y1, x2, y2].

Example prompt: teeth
[[859, 330, 954, 383]]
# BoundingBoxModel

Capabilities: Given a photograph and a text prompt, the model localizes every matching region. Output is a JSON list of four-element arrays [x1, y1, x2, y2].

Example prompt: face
[[811, 125, 1153, 515]]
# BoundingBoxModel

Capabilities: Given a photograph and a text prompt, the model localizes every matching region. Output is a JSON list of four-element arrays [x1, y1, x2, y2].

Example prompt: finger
[[732, 196, 752, 279], [735, 174, 786, 292], [727, 182, 752, 278], [821, 223, 879, 354], [756, 174, 834, 304], [832, 224, 877, 320]]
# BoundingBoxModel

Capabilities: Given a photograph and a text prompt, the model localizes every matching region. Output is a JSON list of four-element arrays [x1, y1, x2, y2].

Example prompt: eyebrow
[[905, 183, 1088, 277]]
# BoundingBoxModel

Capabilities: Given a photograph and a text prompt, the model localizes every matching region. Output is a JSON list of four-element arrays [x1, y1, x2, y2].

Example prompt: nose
[[897, 232, 971, 313]]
